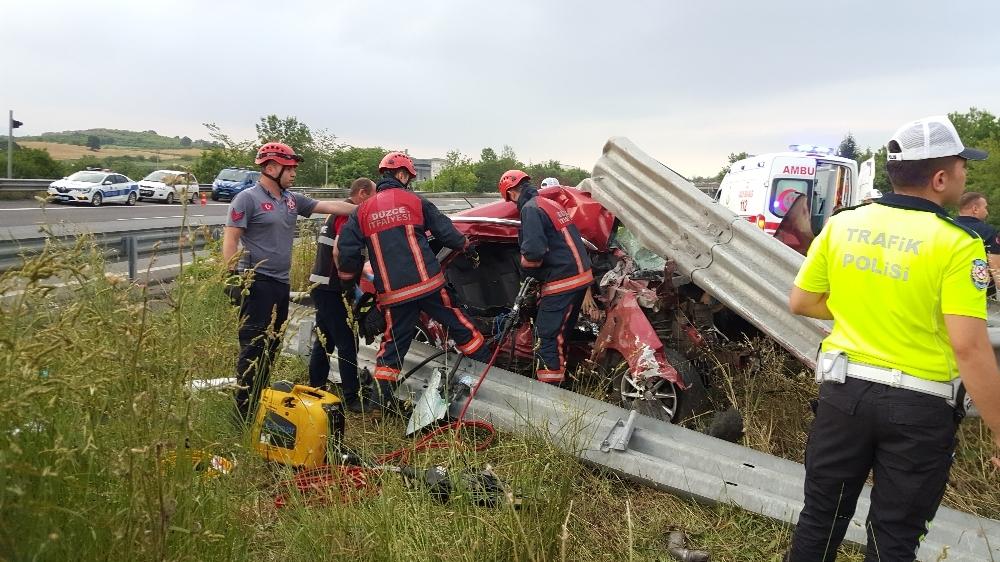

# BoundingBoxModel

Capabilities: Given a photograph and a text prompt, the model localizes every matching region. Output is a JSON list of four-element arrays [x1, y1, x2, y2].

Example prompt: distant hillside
[[19, 128, 220, 149]]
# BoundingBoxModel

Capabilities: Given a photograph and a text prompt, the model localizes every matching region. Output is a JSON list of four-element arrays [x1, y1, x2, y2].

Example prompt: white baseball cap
[[887, 115, 988, 162], [540, 177, 560, 188]]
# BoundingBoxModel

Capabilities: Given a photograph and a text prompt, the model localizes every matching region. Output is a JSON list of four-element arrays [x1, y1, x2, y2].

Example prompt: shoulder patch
[[971, 258, 990, 290]]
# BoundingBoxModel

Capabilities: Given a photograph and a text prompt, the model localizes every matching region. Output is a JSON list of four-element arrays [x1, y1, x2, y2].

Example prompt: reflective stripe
[[406, 225, 429, 281], [317, 235, 336, 246], [440, 289, 478, 337], [370, 233, 392, 291], [536, 369, 565, 383], [540, 269, 594, 297], [377, 308, 394, 362], [309, 274, 330, 284], [562, 228, 585, 273], [338, 270, 355, 281], [378, 272, 446, 307], [457, 331, 485, 355], [374, 365, 401, 382], [521, 255, 543, 268]]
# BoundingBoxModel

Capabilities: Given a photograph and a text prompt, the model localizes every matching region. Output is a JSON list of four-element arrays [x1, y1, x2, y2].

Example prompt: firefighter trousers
[[308, 288, 360, 401], [234, 275, 290, 421], [786, 378, 958, 562], [374, 288, 490, 382], [534, 288, 586, 383]]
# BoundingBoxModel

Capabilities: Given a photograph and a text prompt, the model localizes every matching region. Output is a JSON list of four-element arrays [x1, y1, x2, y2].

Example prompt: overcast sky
[[6, 1, 1000, 177]]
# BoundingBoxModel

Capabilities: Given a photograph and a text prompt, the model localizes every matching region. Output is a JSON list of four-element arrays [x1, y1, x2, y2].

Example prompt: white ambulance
[[717, 145, 874, 237]]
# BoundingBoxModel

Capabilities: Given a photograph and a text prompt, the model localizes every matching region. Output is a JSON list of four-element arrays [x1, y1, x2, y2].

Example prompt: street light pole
[[324, 160, 329, 187], [6, 110, 12, 179]]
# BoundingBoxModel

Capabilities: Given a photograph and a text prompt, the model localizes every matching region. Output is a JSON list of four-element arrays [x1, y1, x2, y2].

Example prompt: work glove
[[465, 247, 481, 269], [223, 270, 245, 306]]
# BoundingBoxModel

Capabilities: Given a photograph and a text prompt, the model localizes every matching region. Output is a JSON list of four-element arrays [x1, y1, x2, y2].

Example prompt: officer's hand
[[223, 271, 244, 306], [340, 277, 357, 294], [465, 247, 481, 269]]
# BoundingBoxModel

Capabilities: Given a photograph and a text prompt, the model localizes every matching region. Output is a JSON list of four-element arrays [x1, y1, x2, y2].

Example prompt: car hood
[[214, 180, 244, 188], [50, 179, 99, 189], [449, 186, 615, 252]]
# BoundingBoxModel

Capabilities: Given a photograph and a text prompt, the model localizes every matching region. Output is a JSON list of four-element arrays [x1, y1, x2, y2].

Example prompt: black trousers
[[234, 276, 289, 420], [787, 378, 958, 562], [308, 288, 360, 401], [534, 288, 586, 383]]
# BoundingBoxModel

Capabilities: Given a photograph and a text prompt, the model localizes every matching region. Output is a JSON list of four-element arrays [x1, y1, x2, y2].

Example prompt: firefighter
[[307, 177, 376, 412], [336, 152, 490, 412], [498, 170, 594, 384], [786, 116, 1000, 561], [223, 142, 357, 423]]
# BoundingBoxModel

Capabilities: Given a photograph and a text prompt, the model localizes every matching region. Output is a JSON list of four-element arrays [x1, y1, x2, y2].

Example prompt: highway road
[[0, 196, 500, 240]]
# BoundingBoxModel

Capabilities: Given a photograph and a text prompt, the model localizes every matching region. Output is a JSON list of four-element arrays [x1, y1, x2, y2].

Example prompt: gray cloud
[[7, 0, 1000, 176]]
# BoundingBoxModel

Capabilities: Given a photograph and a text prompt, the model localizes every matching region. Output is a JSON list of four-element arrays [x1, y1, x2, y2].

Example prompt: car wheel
[[165, 192, 175, 205], [605, 349, 708, 423], [91, 192, 103, 207], [126, 192, 137, 206], [211, 193, 219, 201]]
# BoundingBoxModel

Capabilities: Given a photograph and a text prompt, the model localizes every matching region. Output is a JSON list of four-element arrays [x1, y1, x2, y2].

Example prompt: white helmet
[[540, 177, 559, 188]]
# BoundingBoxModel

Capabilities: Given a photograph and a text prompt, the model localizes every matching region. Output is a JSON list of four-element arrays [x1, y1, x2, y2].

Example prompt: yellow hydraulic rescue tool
[[251, 381, 346, 468]]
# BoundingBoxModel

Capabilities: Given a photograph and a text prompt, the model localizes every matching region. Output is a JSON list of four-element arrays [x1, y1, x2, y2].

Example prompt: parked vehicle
[[354, 186, 747, 423], [716, 145, 874, 253], [47, 170, 138, 207], [137, 170, 200, 204], [211, 168, 260, 201]]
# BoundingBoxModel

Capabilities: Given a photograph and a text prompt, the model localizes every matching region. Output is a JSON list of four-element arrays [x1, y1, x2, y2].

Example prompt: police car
[[717, 145, 874, 244], [47, 170, 139, 207]]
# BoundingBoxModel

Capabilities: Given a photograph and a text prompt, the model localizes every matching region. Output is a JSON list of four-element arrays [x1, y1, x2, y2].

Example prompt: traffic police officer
[[498, 170, 594, 384], [336, 152, 491, 413], [307, 177, 375, 412], [786, 116, 1000, 561], [223, 142, 356, 423]]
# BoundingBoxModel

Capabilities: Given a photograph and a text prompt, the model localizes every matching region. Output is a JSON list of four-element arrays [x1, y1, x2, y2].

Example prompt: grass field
[[1, 232, 997, 561], [19, 141, 204, 161]]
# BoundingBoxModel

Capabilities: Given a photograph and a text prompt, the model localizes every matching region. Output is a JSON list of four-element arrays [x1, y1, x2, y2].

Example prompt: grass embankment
[[18, 142, 203, 162], [1, 233, 996, 561]]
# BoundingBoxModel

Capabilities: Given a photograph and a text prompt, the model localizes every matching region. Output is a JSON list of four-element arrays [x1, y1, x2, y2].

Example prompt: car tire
[[165, 192, 175, 205], [211, 193, 219, 201], [91, 192, 103, 207], [605, 348, 708, 423], [126, 192, 137, 206]]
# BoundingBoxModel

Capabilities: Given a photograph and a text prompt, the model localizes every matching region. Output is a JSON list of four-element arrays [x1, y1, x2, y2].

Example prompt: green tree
[[948, 107, 1000, 147], [715, 151, 751, 181], [328, 146, 385, 188], [180, 136, 192, 147], [0, 146, 65, 178], [86, 135, 101, 151], [837, 133, 859, 161]]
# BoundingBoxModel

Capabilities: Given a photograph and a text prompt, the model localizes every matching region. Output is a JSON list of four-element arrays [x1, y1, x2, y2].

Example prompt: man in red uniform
[[337, 152, 490, 412], [498, 170, 594, 384]]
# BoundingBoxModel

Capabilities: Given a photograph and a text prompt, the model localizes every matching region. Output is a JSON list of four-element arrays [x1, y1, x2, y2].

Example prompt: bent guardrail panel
[[353, 340, 1000, 561]]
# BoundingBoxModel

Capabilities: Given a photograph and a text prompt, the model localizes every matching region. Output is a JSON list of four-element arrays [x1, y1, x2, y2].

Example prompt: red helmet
[[378, 152, 417, 176], [498, 169, 530, 201], [255, 142, 303, 167]]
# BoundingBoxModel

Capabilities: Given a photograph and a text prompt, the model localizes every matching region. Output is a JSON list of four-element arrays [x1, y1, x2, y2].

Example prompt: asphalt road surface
[[0, 196, 500, 241]]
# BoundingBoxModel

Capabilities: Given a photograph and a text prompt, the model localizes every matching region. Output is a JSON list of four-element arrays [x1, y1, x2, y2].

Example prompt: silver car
[[138, 170, 200, 204]]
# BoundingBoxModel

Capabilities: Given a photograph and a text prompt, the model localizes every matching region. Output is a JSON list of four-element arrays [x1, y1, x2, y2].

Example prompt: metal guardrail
[[580, 137, 829, 368], [0, 224, 222, 276], [346, 340, 1000, 561]]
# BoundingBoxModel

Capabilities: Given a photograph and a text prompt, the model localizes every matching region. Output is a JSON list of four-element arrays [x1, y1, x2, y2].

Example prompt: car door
[[183, 173, 199, 201], [111, 174, 131, 202]]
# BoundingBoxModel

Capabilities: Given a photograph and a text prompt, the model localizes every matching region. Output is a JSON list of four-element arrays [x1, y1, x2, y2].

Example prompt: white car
[[138, 170, 200, 204], [48, 171, 138, 207]]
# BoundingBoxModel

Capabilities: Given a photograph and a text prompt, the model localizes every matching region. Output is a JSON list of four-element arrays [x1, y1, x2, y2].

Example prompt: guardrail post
[[122, 236, 138, 280]]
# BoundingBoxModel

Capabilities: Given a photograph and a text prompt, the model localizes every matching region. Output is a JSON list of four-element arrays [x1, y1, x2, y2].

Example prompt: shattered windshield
[[610, 222, 666, 272]]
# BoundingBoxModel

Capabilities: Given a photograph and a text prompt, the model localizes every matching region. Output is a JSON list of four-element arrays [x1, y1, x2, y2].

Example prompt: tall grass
[[4, 235, 994, 561]]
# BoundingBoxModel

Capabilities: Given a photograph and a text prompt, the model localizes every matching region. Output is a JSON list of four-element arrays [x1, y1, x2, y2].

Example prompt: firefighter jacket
[[517, 185, 594, 297], [337, 177, 469, 307], [309, 198, 352, 292]]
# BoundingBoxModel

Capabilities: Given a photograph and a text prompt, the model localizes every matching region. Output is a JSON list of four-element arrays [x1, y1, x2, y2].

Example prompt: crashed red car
[[357, 186, 744, 422]]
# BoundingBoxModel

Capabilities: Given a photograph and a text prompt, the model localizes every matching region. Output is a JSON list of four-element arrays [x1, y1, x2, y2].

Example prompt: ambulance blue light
[[789, 144, 835, 155]]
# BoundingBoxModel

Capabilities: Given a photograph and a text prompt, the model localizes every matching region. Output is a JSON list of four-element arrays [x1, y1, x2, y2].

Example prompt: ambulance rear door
[[766, 156, 816, 234]]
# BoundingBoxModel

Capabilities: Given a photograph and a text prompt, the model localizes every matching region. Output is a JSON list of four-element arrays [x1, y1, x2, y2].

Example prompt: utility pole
[[6, 110, 12, 179], [324, 160, 329, 187], [7, 110, 23, 179]]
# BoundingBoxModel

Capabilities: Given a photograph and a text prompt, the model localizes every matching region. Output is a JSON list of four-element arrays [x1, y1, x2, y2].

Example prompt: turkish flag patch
[[261, 202, 274, 212], [230, 209, 245, 222]]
